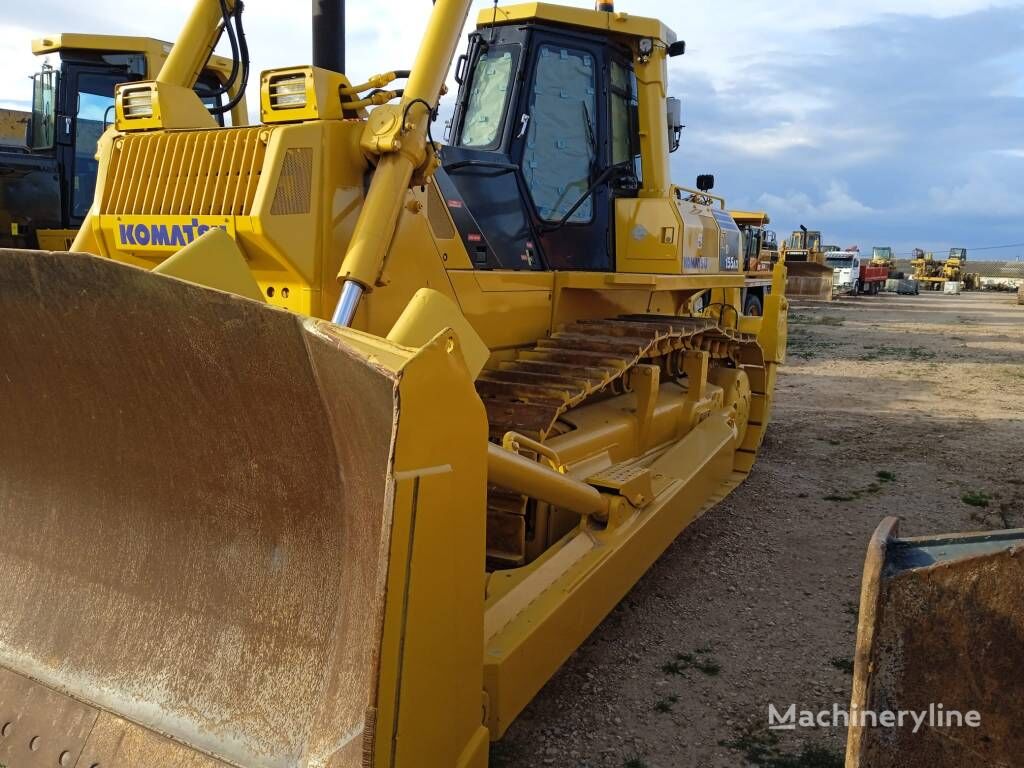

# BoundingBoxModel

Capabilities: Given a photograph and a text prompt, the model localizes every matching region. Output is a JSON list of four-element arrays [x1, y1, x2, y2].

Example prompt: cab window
[[521, 45, 596, 223], [73, 72, 122, 218], [29, 67, 58, 150], [610, 61, 641, 184], [459, 47, 516, 149], [194, 72, 228, 127]]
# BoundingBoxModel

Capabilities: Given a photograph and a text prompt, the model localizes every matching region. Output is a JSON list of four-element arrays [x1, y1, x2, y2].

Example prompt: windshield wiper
[[582, 102, 597, 161]]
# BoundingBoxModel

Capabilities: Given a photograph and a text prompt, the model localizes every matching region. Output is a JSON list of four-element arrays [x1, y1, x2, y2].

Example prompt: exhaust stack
[[313, 0, 345, 74]]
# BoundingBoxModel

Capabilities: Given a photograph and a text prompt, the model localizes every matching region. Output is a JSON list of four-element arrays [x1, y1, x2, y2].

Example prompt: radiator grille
[[270, 147, 313, 215], [103, 127, 267, 216]]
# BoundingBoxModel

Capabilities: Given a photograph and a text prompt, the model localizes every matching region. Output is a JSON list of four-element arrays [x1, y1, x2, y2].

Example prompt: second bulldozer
[[0, 1, 787, 766], [781, 225, 835, 299], [0, 33, 246, 250]]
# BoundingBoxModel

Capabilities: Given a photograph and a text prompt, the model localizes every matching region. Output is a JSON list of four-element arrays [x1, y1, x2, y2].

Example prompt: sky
[[1, 0, 1022, 258]]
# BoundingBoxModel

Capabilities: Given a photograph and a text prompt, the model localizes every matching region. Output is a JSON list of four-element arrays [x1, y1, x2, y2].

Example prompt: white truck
[[826, 250, 861, 295], [825, 250, 889, 295]]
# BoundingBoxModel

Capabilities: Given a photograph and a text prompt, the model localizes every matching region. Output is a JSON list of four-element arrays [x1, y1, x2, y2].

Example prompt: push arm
[[159, 0, 237, 89], [332, 0, 472, 325]]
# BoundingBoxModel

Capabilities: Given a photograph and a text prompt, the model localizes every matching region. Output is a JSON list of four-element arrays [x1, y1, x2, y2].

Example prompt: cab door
[[510, 34, 612, 271], [61, 65, 135, 226]]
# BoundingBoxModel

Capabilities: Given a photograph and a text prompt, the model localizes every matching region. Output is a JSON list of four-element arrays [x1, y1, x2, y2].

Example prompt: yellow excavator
[[0, 1, 787, 766]]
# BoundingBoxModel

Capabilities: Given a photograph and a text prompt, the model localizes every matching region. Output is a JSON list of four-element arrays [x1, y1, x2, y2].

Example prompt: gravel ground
[[490, 289, 1024, 768]]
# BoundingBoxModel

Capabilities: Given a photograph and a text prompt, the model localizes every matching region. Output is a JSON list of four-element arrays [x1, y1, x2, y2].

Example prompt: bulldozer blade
[[0, 249, 488, 767], [847, 517, 1024, 767], [784, 261, 834, 300]]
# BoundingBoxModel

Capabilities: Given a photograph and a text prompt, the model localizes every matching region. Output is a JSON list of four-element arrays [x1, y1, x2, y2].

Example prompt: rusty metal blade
[[848, 518, 1024, 767], [0, 250, 401, 767]]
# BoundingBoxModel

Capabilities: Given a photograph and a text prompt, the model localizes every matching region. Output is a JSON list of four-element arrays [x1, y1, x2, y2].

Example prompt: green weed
[[961, 491, 991, 508], [830, 656, 854, 674], [858, 345, 935, 361], [654, 693, 679, 713], [662, 647, 721, 676], [720, 728, 844, 767]]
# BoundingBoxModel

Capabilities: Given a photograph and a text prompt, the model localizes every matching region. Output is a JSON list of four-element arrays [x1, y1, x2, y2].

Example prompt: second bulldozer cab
[[730, 210, 778, 271], [871, 246, 893, 264], [443, 4, 688, 271], [0, 35, 245, 250], [784, 227, 822, 260]]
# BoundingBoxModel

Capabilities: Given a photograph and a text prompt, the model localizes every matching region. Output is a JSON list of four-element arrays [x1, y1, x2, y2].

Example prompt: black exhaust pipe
[[313, 0, 345, 74]]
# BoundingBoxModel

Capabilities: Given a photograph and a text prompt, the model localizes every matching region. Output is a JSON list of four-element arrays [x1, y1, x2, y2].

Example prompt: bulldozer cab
[[0, 36, 244, 250], [444, 19, 651, 271], [784, 228, 821, 255], [730, 210, 777, 271], [24, 46, 232, 210], [871, 246, 892, 262]]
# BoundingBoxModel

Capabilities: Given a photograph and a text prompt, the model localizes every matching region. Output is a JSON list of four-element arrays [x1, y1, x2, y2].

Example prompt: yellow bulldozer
[[730, 208, 781, 316], [780, 225, 835, 299], [731, 209, 780, 274], [910, 247, 972, 291], [0, 33, 247, 251], [0, 1, 788, 766]]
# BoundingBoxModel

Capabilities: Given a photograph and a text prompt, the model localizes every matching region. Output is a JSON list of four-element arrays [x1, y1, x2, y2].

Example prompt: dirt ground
[[491, 289, 1024, 768]]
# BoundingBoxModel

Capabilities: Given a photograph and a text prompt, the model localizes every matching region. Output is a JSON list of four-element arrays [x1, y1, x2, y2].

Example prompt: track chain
[[477, 314, 764, 566]]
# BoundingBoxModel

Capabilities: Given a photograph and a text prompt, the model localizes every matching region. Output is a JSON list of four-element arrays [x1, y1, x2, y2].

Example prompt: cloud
[[671, 3, 1024, 242], [758, 182, 875, 221], [705, 124, 816, 157], [926, 167, 1024, 217], [0, 0, 1020, 250]]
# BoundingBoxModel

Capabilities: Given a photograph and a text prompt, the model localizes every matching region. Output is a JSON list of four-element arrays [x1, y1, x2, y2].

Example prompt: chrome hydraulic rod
[[330, 0, 471, 325]]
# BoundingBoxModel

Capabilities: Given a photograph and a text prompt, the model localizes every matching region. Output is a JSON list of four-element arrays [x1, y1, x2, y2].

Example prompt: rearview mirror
[[666, 96, 683, 153]]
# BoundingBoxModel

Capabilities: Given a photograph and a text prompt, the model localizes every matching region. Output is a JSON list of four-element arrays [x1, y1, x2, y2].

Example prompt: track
[[477, 315, 760, 440], [476, 314, 775, 566]]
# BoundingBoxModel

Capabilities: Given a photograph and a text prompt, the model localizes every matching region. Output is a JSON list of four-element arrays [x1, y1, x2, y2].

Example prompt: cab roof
[[729, 210, 771, 227], [478, 2, 676, 44], [32, 34, 235, 79]]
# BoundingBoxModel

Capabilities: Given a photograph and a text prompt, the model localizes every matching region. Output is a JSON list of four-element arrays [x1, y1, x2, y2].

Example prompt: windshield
[[458, 46, 517, 150], [743, 227, 761, 259], [826, 255, 855, 267]]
